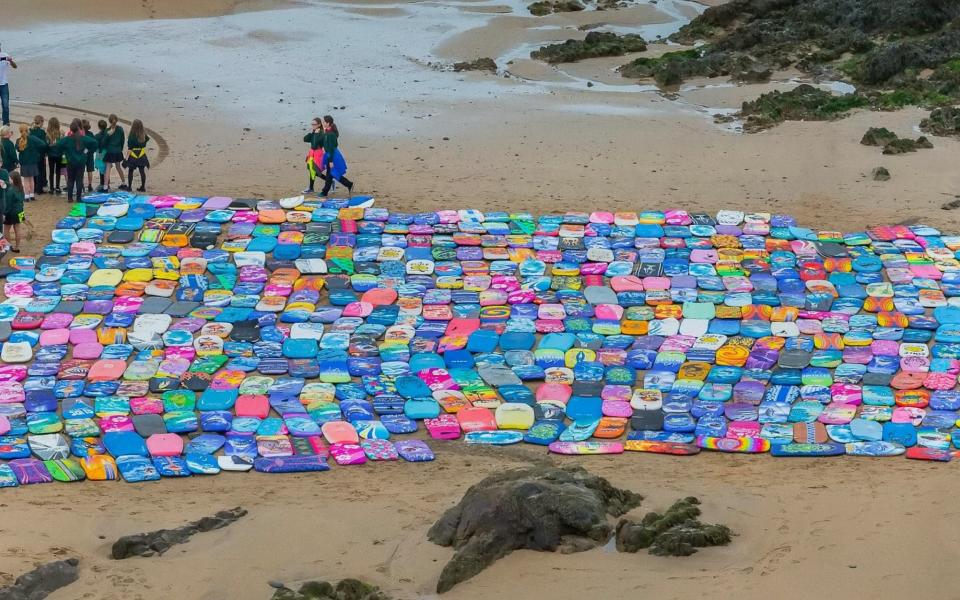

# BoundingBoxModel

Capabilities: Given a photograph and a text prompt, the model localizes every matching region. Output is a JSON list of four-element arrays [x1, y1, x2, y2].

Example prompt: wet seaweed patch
[[615, 497, 732, 557], [736, 85, 870, 132]]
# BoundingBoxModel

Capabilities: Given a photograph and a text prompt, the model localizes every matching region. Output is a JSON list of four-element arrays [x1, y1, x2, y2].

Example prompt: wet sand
[[1, 1, 959, 599]]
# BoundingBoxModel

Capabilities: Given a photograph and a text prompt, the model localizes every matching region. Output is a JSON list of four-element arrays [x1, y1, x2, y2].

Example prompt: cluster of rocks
[[269, 579, 391, 600], [861, 127, 934, 154]]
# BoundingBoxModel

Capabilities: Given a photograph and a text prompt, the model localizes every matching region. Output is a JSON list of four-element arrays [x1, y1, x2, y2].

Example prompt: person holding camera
[[0, 44, 17, 126]]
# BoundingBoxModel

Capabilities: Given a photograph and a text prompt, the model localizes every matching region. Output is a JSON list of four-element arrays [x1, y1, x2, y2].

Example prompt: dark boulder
[[0, 558, 80, 600], [428, 466, 642, 593], [860, 126, 898, 146]]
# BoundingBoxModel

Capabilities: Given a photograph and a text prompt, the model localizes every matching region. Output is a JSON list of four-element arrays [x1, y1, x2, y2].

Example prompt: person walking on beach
[[29, 115, 47, 194], [0, 126, 16, 173], [3, 171, 24, 253], [319, 115, 353, 197], [302, 117, 324, 194], [57, 118, 97, 203], [0, 45, 17, 126], [124, 119, 150, 192], [102, 114, 125, 192], [15, 123, 46, 201], [46, 117, 64, 194]]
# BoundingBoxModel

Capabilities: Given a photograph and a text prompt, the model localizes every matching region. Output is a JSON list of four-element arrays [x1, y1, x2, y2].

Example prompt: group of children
[[303, 115, 354, 197], [0, 113, 152, 203]]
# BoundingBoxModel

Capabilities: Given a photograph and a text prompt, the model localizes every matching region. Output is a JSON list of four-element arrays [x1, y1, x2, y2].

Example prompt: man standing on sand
[[0, 44, 17, 126]]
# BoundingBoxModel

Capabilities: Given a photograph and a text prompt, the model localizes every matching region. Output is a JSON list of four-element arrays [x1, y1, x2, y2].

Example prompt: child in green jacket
[[4, 170, 24, 252]]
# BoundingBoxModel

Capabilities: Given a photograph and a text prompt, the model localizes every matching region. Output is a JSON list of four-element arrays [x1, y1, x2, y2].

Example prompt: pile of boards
[[0, 194, 959, 487]]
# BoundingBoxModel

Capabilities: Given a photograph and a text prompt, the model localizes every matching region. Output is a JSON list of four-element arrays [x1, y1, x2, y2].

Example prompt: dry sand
[[1, 0, 959, 598]]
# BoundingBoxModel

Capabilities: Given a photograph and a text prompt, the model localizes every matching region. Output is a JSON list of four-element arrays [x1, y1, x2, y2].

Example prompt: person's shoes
[[317, 193, 328, 198], [55, 187, 62, 194], [346, 182, 354, 194], [136, 186, 146, 192], [86, 185, 93, 192], [301, 188, 314, 194], [11, 248, 19, 253]]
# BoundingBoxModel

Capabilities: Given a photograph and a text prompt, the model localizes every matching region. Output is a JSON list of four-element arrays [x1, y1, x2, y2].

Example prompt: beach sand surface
[[1, 2, 958, 599]]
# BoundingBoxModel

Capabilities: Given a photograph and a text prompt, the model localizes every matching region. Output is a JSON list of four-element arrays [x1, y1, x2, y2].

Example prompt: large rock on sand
[[427, 466, 642, 593], [0, 558, 80, 600]]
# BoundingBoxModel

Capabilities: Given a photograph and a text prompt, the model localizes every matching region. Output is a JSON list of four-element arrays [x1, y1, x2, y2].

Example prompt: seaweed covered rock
[[619, 48, 768, 86], [615, 497, 732, 557], [452, 58, 498, 73], [269, 579, 390, 600], [739, 84, 869, 131], [527, 0, 583, 15], [861, 127, 898, 146], [0, 558, 80, 600], [872, 166, 891, 181], [882, 136, 933, 154], [428, 466, 642, 593], [921, 106, 960, 137], [112, 507, 247, 559], [531, 32, 647, 64]]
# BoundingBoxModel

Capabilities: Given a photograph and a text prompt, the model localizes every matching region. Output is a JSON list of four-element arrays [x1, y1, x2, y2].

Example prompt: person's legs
[[113, 161, 124, 184], [23, 176, 33, 199], [9, 223, 19, 250], [66, 165, 75, 201], [69, 165, 83, 201], [338, 175, 353, 194], [0, 85, 8, 126], [320, 161, 335, 196], [43, 156, 57, 194], [136, 166, 146, 191], [36, 160, 45, 194], [127, 165, 135, 190], [303, 161, 316, 193]]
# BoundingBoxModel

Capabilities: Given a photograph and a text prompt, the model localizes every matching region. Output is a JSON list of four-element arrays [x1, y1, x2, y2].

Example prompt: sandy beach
[[1, 0, 959, 598]]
